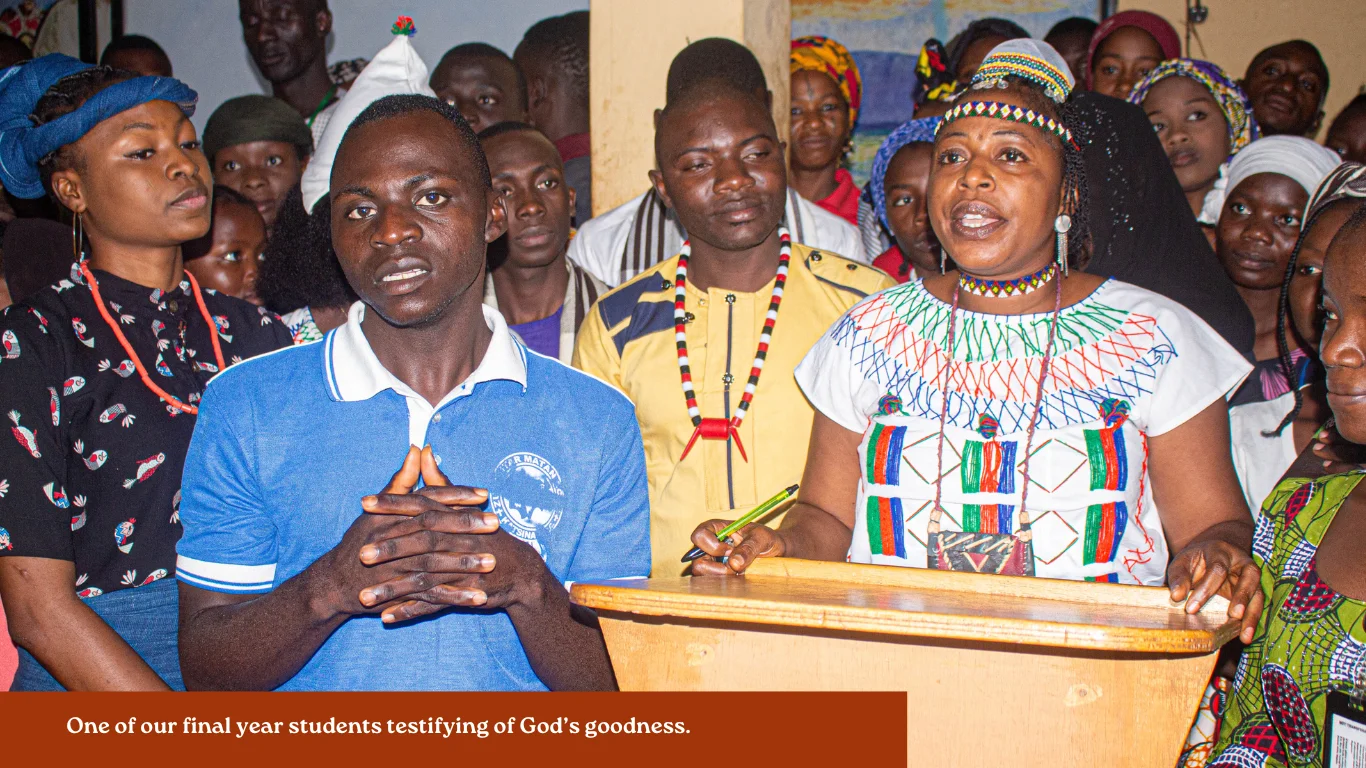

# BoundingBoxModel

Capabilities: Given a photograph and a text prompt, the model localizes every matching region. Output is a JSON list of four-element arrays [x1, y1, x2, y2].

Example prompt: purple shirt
[[508, 307, 561, 359]]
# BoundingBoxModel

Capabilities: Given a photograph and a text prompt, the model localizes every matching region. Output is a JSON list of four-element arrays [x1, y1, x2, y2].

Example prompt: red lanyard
[[80, 263, 226, 415]]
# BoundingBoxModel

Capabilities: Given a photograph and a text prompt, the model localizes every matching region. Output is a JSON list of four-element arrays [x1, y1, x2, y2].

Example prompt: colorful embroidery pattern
[[866, 496, 906, 558], [1081, 399, 1130, 577], [960, 414, 1018, 534], [1211, 474, 1366, 767], [831, 280, 1169, 434], [864, 422, 909, 558]]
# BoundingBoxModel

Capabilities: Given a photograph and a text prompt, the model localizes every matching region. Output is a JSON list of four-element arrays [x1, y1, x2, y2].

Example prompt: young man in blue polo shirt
[[174, 95, 649, 691]]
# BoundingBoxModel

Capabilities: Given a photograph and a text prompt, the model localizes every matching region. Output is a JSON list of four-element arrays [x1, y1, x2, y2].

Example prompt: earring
[[938, 247, 947, 275], [1054, 214, 1072, 276], [71, 214, 84, 260]]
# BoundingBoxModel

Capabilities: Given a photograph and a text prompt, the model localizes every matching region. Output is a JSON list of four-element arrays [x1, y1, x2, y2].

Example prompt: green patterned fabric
[[1212, 473, 1366, 767]]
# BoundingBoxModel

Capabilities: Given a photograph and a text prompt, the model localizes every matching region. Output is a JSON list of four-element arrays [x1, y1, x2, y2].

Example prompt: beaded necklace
[[959, 261, 1057, 298], [675, 228, 791, 461], [80, 262, 226, 416], [929, 273, 1063, 532]]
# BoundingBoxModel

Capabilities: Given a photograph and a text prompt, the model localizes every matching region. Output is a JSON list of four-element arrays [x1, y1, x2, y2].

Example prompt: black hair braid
[[997, 79, 1093, 269], [31, 65, 138, 203], [1058, 112, 1092, 271], [1266, 205, 1328, 437]]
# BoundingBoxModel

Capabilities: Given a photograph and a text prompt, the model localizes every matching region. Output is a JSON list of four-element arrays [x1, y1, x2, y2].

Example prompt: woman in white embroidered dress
[[689, 40, 1266, 642]]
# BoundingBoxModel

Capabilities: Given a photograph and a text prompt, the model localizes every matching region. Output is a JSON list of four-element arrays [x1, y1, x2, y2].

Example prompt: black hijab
[[1067, 90, 1254, 358]]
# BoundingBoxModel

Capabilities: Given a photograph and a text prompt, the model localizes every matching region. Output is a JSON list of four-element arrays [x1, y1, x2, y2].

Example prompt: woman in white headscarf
[[1217, 135, 1342, 511]]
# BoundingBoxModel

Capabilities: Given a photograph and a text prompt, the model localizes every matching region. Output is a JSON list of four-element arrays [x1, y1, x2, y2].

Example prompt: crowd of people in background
[[0, 2, 1363, 766]]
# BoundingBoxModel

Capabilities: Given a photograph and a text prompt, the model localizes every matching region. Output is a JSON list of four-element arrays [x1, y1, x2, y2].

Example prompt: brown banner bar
[[0, 691, 905, 766]]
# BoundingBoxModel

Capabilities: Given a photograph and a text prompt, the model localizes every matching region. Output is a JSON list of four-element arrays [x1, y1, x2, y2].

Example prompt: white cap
[[300, 30, 436, 213]]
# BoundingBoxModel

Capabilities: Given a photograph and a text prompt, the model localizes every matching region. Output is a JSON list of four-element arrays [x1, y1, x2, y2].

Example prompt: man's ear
[[527, 77, 549, 112], [653, 107, 663, 131], [317, 8, 333, 36], [566, 183, 577, 214], [485, 188, 508, 243], [648, 169, 672, 211], [50, 169, 85, 217]]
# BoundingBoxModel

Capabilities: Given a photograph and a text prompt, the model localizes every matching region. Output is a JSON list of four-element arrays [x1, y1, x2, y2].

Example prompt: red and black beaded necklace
[[674, 228, 791, 461]]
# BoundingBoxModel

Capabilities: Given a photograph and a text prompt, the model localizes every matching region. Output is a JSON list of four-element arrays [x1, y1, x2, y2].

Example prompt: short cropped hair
[[340, 94, 491, 190], [515, 11, 589, 104], [665, 38, 767, 101], [436, 42, 528, 113]]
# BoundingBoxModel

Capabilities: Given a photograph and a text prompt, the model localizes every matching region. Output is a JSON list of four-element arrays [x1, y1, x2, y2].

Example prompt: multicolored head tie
[[968, 40, 1075, 105], [915, 38, 957, 106], [791, 35, 862, 127], [972, 53, 1072, 104], [936, 100, 1075, 148], [1127, 58, 1259, 159]]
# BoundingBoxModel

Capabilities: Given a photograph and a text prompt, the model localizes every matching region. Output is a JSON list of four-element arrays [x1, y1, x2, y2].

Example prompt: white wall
[[126, 0, 588, 130]]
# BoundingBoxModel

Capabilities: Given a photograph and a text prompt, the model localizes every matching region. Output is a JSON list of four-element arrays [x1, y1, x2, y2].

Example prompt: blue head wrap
[[869, 116, 941, 229], [0, 54, 198, 198]]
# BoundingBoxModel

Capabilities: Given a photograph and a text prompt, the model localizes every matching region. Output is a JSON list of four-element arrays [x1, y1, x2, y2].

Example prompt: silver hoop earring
[[938, 247, 947, 275], [1054, 214, 1072, 276]]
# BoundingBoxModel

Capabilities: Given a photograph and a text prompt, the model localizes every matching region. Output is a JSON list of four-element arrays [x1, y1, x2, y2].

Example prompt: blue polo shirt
[[175, 303, 650, 691]]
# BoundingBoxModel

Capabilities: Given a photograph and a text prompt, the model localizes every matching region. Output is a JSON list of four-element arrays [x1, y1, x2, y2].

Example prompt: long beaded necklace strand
[[675, 228, 791, 461], [81, 262, 226, 416], [959, 260, 1057, 298], [928, 270, 1063, 539]]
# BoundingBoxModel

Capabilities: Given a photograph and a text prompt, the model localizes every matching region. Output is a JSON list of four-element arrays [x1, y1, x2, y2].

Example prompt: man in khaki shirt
[[574, 80, 893, 574]]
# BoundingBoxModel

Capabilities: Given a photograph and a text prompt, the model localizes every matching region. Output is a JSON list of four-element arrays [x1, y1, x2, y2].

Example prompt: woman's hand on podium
[[688, 520, 787, 576], [1166, 529, 1265, 644]]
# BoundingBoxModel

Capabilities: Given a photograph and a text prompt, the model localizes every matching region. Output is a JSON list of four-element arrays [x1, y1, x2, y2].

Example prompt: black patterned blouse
[[0, 266, 290, 597]]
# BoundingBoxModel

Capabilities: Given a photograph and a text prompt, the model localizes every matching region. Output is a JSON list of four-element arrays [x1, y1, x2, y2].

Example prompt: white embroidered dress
[[795, 278, 1251, 585]]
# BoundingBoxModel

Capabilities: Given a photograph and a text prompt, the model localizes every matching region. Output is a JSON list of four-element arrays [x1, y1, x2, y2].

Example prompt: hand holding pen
[[685, 484, 797, 574]]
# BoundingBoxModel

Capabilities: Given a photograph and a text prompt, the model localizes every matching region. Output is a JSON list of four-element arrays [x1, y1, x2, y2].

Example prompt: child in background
[[866, 117, 941, 282], [1083, 10, 1180, 100], [1210, 200, 1366, 768], [201, 94, 312, 233], [182, 186, 267, 305]]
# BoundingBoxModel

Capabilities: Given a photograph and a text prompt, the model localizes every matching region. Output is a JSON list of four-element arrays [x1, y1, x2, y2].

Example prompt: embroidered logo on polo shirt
[[489, 452, 565, 558]]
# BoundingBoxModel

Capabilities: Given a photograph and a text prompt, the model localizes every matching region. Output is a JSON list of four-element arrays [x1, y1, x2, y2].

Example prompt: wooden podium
[[571, 558, 1239, 766]]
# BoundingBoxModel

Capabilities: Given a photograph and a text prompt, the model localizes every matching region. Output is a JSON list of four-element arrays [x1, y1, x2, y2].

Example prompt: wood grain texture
[[571, 558, 1239, 653], [576, 559, 1234, 765], [597, 616, 1216, 766]]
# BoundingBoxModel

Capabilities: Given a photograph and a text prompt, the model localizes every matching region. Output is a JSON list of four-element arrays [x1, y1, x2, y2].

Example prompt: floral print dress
[[1211, 473, 1366, 767]]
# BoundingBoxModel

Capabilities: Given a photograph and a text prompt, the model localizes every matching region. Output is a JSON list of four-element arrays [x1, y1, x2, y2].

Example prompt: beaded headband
[[972, 53, 1072, 104], [935, 100, 1075, 146]]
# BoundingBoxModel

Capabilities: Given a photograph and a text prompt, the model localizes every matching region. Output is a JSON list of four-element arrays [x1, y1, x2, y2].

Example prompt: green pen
[[681, 483, 799, 563]]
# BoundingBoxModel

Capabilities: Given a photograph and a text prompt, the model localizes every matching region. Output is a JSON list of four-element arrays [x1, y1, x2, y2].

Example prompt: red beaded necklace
[[80, 262, 225, 416], [675, 228, 791, 461]]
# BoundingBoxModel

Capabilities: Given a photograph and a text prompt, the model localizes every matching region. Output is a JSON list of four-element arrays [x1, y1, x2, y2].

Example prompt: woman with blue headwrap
[[0, 55, 290, 690], [867, 116, 942, 282]]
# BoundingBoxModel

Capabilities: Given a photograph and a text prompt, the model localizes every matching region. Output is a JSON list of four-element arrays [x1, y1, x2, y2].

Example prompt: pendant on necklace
[[681, 417, 747, 462]]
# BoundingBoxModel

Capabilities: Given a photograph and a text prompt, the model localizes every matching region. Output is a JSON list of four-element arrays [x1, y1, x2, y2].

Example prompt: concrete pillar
[[589, 0, 791, 216]]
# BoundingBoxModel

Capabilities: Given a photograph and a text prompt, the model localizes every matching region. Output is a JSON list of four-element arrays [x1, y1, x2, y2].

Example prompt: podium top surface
[[571, 559, 1240, 653]]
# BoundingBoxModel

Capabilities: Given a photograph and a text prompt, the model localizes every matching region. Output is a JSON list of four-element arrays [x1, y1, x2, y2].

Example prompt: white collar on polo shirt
[[324, 301, 528, 406]]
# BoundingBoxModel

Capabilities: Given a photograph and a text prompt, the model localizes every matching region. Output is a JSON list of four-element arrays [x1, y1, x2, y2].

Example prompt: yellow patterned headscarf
[[791, 35, 862, 127]]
